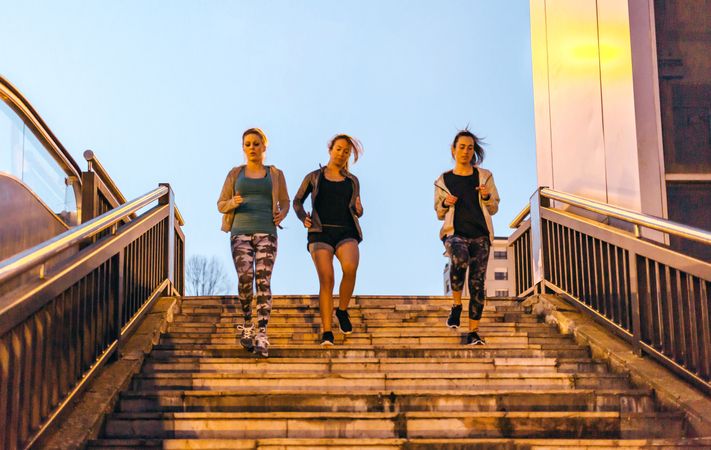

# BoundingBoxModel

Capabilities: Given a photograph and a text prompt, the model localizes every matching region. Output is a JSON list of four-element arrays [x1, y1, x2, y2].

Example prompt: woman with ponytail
[[293, 134, 364, 346], [434, 128, 499, 345]]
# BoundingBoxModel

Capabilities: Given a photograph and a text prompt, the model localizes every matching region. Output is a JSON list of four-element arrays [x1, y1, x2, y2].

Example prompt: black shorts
[[307, 226, 361, 253]]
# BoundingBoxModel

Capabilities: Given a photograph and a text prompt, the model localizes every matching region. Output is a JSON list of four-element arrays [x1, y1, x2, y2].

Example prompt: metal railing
[[0, 184, 185, 450], [509, 187, 711, 393], [83, 150, 185, 226]]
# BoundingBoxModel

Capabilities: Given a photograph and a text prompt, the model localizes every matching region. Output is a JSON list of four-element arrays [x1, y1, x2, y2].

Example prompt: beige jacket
[[217, 165, 290, 233], [434, 167, 499, 242]]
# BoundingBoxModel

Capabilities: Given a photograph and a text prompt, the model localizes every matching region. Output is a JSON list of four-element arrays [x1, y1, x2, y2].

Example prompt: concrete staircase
[[88, 296, 702, 449]]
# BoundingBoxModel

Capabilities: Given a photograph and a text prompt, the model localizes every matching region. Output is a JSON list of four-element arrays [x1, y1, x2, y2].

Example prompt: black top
[[443, 169, 489, 239], [314, 173, 354, 228]]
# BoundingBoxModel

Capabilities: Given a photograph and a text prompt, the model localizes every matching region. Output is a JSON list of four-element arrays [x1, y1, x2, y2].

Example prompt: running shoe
[[254, 331, 269, 358], [446, 304, 462, 328], [321, 331, 335, 346], [335, 308, 353, 334], [237, 323, 255, 352], [466, 331, 486, 345]]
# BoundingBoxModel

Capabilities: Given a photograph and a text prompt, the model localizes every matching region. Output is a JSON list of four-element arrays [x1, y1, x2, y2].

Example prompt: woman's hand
[[354, 196, 363, 216], [273, 209, 287, 226], [477, 185, 490, 200], [303, 213, 312, 228], [443, 194, 458, 207], [232, 194, 244, 208]]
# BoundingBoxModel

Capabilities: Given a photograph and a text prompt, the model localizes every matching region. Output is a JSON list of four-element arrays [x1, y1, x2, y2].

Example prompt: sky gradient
[[1, 0, 537, 295]]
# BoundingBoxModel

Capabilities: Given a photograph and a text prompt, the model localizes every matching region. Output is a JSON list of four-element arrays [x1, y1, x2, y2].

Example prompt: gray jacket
[[293, 167, 363, 240], [434, 166, 499, 242]]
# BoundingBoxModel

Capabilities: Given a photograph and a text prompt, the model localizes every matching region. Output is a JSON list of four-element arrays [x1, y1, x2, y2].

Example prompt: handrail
[[0, 186, 168, 284], [0, 75, 82, 181], [509, 204, 531, 229], [540, 188, 711, 245], [84, 149, 126, 204], [83, 149, 185, 226]]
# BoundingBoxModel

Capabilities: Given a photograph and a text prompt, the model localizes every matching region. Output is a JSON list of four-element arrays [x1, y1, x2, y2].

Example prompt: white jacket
[[434, 167, 500, 242]]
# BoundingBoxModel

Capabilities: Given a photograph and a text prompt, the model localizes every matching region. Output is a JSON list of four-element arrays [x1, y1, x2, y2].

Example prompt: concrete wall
[[530, 0, 666, 222]]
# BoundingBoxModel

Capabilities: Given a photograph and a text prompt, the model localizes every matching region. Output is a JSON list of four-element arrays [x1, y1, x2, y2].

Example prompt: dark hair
[[328, 134, 363, 170], [451, 128, 485, 166], [242, 127, 268, 146]]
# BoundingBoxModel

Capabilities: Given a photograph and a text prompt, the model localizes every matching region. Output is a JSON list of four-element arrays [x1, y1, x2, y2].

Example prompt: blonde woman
[[217, 128, 289, 357]]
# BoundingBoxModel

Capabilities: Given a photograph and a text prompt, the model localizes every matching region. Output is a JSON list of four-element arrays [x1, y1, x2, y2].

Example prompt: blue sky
[[1, 1, 536, 295]]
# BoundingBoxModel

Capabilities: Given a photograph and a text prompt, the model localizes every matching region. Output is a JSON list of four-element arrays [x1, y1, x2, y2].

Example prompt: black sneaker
[[446, 304, 462, 328], [335, 308, 353, 334], [321, 331, 335, 346], [466, 331, 485, 346]]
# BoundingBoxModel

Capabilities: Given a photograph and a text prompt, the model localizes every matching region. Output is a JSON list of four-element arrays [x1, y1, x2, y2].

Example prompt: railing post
[[80, 171, 99, 224], [111, 250, 125, 360], [529, 188, 549, 292], [628, 251, 643, 356], [159, 184, 175, 289]]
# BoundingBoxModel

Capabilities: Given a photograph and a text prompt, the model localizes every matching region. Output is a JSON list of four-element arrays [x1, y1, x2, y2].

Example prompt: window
[[493, 251, 507, 260], [494, 271, 508, 280], [495, 289, 509, 297], [0, 100, 78, 224]]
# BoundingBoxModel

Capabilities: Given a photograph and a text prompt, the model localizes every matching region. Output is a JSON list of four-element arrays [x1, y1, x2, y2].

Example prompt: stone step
[[160, 334, 574, 346], [149, 345, 591, 359], [85, 436, 711, 450], [180, 304, 530, 315], [180, 296, 521, 307], [141, 356, 608, 375], [118, 388, 656, 414], [172, 313, 541, 325], [162, 330, 569, 339], [169, 322, 556, 332], [100, 411, 685, 439], [130, 372, 631, 391]]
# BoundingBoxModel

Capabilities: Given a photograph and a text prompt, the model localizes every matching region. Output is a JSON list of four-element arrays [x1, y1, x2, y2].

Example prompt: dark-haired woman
[[293, 134, 364, 346], [434, 129, 499, 345], [217, 128, 290, 357]]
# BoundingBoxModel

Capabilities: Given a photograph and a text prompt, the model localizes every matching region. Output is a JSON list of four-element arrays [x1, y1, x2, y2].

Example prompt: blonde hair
[[328, 134, 363, 170], [242, 127, 269, 147], [242, 128, 268, 163]]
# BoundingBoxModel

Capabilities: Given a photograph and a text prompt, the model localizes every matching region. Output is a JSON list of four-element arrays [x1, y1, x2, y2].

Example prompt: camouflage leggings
[[444, 235, 491, 320], [230, 233, 277, 332]]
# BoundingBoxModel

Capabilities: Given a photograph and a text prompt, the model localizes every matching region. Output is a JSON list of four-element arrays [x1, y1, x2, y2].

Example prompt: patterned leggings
[[445, 235, 491, 320], [230, 233, 277, 332]]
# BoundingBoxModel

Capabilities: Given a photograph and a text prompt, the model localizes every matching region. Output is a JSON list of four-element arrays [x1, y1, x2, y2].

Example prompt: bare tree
[[186, 255, 228, 296]]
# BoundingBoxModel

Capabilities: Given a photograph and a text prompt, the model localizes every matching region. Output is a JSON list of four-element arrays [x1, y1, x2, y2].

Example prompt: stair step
[[131, 372, 630, 391], [101, 411, 685, 439], [160, 335, 571, 346], [118, 388, 656, 413], [87, 436, 711, 450], [141, 356, 608, 375], [149, 345, 591, 359]]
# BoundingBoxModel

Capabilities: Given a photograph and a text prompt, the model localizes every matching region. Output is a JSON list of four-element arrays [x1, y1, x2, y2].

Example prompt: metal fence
[[0, 185, 184, 450], [509, 188, 710, 393]]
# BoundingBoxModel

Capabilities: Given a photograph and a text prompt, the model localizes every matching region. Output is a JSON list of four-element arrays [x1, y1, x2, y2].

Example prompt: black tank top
[[314, 174, 354, 227]]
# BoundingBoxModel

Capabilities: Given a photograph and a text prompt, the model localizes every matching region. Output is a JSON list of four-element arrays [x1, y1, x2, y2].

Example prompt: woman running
[[293, 134, 364, 346], [217, 128, 290, 357], [434, 128, 499, 345]]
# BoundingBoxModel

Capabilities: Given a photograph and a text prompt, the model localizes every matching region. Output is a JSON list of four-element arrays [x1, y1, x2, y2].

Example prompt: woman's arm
[[481, 171, 500, 215], [434, 179, 449, 221], [292, 173, 313, 223], [217, 169, 241, 213], [276, 169, 290, 216]]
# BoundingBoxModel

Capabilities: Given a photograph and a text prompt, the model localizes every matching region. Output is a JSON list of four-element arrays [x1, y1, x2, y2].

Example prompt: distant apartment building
[[443, 236, 514, 298]]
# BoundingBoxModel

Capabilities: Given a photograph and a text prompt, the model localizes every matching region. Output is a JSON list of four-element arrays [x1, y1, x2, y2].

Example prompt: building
[[529, 0, 710, 261]]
